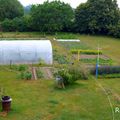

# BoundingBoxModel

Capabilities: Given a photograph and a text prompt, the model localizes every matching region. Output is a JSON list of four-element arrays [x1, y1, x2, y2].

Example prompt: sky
[[18, 0, 120, 8]]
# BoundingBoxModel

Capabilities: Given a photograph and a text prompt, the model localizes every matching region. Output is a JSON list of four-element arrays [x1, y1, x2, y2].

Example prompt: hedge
[[71, 49, 102, 55]]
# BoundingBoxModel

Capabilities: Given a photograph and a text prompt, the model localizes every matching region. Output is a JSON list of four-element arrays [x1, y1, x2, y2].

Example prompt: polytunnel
[[0, 40, 53, 65]]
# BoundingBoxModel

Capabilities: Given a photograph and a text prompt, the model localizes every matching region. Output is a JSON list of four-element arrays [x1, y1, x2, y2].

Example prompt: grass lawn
[[0, 68, 120, 120], [0, 32, 120, 120]]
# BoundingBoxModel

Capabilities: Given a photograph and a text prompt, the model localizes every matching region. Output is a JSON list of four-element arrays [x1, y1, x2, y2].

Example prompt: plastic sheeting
[[0, 40, 53, 65], [56, 39, 80, 42]]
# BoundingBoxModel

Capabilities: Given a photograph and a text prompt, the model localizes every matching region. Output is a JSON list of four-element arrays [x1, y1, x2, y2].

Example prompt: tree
[[0, 0, 24, 21], [75, 0, 120, 35], [30, 1, 74, 32], [1, 16, 32, 32]]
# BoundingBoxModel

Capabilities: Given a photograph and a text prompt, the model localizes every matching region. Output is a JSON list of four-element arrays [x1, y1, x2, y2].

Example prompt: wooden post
[[78, 50, 80, 62]]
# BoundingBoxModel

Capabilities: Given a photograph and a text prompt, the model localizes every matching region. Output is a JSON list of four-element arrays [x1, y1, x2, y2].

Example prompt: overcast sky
[[18, 0, 120, 8]]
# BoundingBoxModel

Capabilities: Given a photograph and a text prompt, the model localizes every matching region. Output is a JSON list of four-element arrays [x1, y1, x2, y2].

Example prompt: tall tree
[[30, 1, 74, 32], [0, 0, 24, 21], [75, 0, 120, 34]]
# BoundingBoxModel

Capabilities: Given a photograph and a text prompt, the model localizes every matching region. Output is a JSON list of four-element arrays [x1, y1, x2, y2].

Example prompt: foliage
[[36, 69, 44, 78], [10, 65, 32, 80], [54, 54, 69, 64], [75, 0, 120, 36], [55, 33, 78, 39], [54, 64, 89, 85], [10, 64, 28, 71], [17, 65, 28, 71], [60, 41, 90, 50], [99, 73, 120, 78], [0, 0, 24, 21], [71, 49, 102, 55], [30, 1, 74, 32], [0, 0, 120, 38], [53, 50, 69, 64], [80, 58, 113, 65], [1, 16, 32, 32], [19, 71, 32, 80]]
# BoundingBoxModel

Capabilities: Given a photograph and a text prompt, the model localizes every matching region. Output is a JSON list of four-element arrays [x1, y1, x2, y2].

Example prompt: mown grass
[[0, 68, 120, 120]]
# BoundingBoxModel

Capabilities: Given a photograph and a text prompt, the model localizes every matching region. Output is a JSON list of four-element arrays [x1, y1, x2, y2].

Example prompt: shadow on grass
[[54, 81, 87, 92]]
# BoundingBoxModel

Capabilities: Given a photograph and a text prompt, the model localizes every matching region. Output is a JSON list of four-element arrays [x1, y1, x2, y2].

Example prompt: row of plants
[[55, 33, 78, 39], [60, 41, 90, 50], [98, 74, 120, 78], [71, 49, 102, 55], [80, 58, 113, 65], [91, 66, 120, 75]]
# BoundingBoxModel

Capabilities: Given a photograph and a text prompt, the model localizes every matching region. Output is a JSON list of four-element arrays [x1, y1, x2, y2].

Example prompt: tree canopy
[[0, 0, 120, 38], [75, 0, 120, 34], [0, 0, 24, 21], [30, 1, 74, 32]]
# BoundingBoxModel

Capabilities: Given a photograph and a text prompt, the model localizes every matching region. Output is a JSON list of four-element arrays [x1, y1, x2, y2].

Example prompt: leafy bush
[[71, 49, 102, 55], [54, 69, 72, 85], [10, 64, 28, 71], [54, 64, 89, 85], [36, 69, 44, 78], [19, 71, 32, 80], [18, 65, 28, 71], [69, 65, 89, 80]]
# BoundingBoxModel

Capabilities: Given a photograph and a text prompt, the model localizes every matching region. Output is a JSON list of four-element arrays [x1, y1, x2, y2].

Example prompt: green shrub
[[69, 65, 89, 80], [71, 49, 102, 55], [36, 69, 44, 78], [18, 65, 28, 71], [10, 64, 28, 71], [54, 64, 89, 85], [55, 69, 73, 85], [10, 64, 19, 71], [19, 71, 32, 80]]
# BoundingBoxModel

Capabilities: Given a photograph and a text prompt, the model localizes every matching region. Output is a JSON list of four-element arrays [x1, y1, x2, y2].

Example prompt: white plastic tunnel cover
[[0, 40, 53, 65]]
